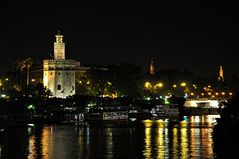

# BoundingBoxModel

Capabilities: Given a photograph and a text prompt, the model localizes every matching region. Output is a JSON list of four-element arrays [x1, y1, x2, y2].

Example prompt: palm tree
[[25, 57, 33, 85], [17, 60, 26, 90]]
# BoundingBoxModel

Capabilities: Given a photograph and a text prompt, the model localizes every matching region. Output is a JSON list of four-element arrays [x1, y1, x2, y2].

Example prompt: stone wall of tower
[[54, 42, 65, 60], [43, 59, 76, 98]]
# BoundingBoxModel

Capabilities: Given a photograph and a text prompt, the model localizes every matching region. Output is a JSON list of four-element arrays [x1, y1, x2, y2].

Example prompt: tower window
[[51, 73, 52, 75], [72, 86, 74, 90], [58, 73, 60, 75], [57, 84, 61, 90]]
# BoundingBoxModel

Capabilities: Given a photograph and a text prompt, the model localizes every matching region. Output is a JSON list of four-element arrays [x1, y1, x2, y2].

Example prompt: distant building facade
[[43, 32, 76, 98]]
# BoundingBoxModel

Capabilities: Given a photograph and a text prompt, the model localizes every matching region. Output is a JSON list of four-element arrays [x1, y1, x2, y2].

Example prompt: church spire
[[218, 65, 224, 81], [150, 57, 155, 75]]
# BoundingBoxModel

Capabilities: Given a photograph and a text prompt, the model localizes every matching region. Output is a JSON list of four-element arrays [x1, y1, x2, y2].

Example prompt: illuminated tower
[[54, 31, 65, 60], [218, 65, 224, 81], [150, 57, 155, 75], [43, 31, 76, 98]]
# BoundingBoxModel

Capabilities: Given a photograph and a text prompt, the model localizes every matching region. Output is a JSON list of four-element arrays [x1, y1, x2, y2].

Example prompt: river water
[[0, 115, 219, 159]]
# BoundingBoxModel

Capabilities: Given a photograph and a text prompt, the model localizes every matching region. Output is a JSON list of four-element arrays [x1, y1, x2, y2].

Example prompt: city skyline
[[0, 1, 238, 78]]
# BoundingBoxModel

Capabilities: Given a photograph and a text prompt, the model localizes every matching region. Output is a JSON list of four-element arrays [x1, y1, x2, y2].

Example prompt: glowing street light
[[180, 82, 186, 87], [107, 81, 112, 85], [229, 92, 233, 96], [155, 82, 163, 88], [193, 84, 197, 89], [173, 84, 177, 88], [144, 82, 152, 89]]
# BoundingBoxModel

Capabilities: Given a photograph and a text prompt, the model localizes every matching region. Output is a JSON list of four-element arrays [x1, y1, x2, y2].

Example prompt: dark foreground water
[[0, 115, 219, 159]]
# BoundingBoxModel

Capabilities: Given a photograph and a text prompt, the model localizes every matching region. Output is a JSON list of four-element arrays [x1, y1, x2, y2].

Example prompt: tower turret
[[54, 31, 65, 60]]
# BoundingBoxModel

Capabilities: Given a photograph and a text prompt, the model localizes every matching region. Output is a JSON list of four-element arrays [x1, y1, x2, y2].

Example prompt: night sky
[[0, 1, 238, 78]]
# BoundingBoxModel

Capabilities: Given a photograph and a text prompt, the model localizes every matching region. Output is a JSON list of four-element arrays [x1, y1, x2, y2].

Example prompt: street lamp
[[155, 82, 163, 88], [180, 82, 186, 87], [144, 82, 152, 89]]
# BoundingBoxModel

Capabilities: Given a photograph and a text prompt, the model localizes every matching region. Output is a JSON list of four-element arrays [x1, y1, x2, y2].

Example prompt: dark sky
[[0, 1, 238, 78]]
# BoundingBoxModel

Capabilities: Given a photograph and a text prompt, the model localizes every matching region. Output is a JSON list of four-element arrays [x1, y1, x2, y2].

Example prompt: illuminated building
[[149, 57, 155, 75], [43, 31, 76, 98], [218, 65, 224, 81]]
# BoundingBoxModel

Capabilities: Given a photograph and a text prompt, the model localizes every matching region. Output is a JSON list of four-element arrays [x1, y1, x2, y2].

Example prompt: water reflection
[[0, 145, 2, 159], [142, 115, 216, 159], [0, 115, 218, 159], [41, 126, 52, 159], [27, 136, 36, 159], [180, 127, 189, 159]]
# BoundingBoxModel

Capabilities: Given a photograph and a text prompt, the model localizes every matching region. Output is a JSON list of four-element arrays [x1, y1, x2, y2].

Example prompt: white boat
[[86, 110, 128, 121], [184, 99, 221, 108], [150, 105, 179, 119]]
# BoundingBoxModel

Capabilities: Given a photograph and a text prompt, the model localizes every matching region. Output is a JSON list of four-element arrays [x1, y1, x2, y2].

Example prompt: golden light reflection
[[28, 136, 37, 159], [156, 128, 164, 158], [156, 119, 164, 127], [201, 128, 214, 158], [41, 126, 52, 159], [172, 128, 178, 159], [190, 116, 195, 122], [201, 115, 205, 124], [143, 120, 153, 128], [190, 128, 201, 159], [143, 127, 152, 159], [180, 128, 189, 159]]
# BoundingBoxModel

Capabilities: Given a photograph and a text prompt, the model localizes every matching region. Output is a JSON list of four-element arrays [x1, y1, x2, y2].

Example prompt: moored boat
[[150, 104, 179, 120]]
